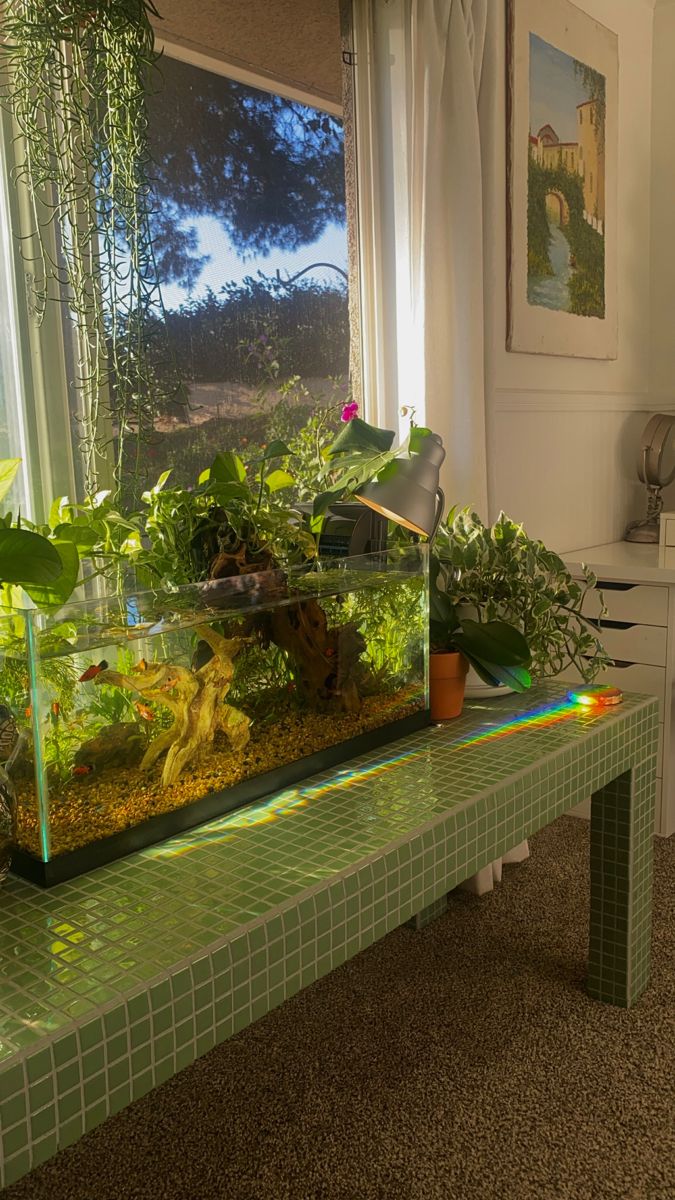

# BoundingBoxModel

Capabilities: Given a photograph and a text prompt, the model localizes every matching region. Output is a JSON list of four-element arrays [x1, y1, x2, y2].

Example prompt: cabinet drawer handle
[[597, 581, 637, 592]]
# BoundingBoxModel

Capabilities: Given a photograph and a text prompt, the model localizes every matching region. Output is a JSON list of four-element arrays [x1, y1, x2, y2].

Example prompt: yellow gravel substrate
[[15, 689, 424, 860]]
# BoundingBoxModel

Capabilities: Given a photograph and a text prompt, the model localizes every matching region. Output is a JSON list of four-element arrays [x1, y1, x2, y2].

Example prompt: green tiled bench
[[0, 684, 658, 1189]]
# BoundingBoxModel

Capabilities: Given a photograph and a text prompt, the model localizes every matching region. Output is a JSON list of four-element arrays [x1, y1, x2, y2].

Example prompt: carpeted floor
[[5, 816, 675, 1200]]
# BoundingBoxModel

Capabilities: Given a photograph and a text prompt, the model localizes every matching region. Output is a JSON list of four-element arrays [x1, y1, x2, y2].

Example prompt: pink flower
[[341, 402, 359, 422]]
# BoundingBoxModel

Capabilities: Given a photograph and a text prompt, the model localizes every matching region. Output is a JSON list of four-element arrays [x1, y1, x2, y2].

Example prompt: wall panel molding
[[491, 389, 675, 413]]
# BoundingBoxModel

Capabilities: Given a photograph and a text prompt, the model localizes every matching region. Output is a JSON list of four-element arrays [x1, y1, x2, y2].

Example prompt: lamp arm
[[430, 488, 445, 542]]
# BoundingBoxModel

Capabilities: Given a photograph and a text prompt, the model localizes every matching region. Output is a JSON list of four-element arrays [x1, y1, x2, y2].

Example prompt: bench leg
[[407, 895, 448, 931], [588, 760, 655, 1007]]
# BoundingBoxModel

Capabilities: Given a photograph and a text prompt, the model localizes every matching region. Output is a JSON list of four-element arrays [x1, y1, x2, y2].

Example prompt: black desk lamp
[[354, 431, 446, 539]]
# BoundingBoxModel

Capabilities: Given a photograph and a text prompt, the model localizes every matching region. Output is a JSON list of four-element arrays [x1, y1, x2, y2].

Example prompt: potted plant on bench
[[432, 508, 610, 701], [428, 551, 531, 719]]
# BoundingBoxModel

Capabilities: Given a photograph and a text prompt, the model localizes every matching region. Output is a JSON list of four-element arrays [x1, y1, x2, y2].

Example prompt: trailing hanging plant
[[434, 509, 611, 683], [0, 0, 184, 498]]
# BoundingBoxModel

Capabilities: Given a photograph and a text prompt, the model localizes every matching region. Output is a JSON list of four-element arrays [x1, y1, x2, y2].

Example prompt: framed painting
[[506, 0, 618, 358]]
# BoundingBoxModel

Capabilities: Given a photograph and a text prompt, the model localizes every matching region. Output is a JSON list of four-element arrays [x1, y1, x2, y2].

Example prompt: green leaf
[[0, 459, 20, 503], [23, 540, 79, 607], [312, 489, 344, 519], [209, 451, 246, 483], [199, 480, 250, 503], [52, 522, 99, 551], [265, 469, 295, 493], [48, 495, 70, 530], [464, 657, 532, 693], [455, 619, 531, 668], [0, 528, 63, 586], [327, 417, 396, 458], [408, 426, 433, 453], [262, 440, 292, 461]]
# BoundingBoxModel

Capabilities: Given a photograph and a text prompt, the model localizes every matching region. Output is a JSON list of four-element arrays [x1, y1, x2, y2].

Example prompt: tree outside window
[[107, 54, 351, 496]]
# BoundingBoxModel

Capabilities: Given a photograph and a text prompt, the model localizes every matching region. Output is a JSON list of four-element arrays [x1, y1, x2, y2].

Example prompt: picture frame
[[506, 0, 618, 359]]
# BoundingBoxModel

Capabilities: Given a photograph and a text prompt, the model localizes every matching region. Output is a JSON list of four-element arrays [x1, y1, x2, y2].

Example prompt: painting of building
[[507, 0, 617, 358], [526, 33, 606, 319]]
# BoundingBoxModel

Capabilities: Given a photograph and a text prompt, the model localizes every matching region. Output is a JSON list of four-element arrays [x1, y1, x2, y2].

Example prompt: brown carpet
[[5, 816, 675, 1200]]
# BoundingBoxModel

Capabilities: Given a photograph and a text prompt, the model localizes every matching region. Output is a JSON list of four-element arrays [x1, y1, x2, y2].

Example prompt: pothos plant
[[434, 508, 611, 683], [0, 460, 65, 597], [49, 442, 317, 590], [0, 0, 182, 498]]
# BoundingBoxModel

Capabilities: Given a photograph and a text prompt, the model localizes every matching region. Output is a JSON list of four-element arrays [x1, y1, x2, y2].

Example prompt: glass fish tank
[[1, 548, 429, 885]]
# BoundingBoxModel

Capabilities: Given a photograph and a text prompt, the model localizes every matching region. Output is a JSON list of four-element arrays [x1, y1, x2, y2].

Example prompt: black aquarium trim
[[12, 710, 430, 888]]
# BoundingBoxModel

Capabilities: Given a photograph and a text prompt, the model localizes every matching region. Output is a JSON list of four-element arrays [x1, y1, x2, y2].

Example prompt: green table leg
[[408, 895, 448, 931], [588, 759, 656, 1007]]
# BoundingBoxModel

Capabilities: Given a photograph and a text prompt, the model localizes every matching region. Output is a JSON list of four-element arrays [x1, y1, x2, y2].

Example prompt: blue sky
[[160, 216, 348, 311], [529, 33, 596, 143]]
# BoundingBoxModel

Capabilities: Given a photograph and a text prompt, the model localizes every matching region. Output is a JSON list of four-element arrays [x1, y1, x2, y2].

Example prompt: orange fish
[[72, 764, 93, 776], [134, 701, 154, 722], [24, 705, 32, 720], [78, 660, 108, 682], [159, 677, 178, 692], [133, 658, 149, 673], [51, 701, 60, 717]]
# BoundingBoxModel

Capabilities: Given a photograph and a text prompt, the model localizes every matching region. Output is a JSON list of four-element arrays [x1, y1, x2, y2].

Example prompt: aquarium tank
[[2, 547, 429, 884]]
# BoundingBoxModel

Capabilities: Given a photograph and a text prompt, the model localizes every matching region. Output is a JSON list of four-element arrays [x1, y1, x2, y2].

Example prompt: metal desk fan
[[625, 413, 675, 543]]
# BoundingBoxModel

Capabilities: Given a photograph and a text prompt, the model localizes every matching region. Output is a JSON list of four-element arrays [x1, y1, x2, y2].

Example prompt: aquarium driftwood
[[268, 600, 366, 714], [95, 625, 250, 787]]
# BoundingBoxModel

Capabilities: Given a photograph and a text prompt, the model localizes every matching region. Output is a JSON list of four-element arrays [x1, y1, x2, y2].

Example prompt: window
[[114, 52, 351, 493]]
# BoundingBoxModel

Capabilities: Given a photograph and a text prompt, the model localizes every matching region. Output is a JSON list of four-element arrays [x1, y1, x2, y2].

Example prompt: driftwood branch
[[95, 624, 250, 787]]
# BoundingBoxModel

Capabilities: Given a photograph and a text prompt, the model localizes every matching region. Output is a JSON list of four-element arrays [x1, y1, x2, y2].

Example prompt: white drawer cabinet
[[563, 541, 675, 837], [588, 623, 667, 669], [581, 582, 668, 627]]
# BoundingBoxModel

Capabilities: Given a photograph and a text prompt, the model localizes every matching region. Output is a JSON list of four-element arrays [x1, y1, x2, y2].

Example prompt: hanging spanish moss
[[0, 0, 184, 499]]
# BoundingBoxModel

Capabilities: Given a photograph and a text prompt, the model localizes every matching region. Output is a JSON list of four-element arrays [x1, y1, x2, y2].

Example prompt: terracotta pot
[[429, 651, 468, 721]]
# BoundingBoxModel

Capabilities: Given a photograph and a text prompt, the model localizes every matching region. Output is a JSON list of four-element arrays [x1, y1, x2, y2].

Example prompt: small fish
[[71, 764, 94, 777], [133, 658, 149, 673], [24, 705, 32, 721], [134, 701, 154, 722], [51, 701, 60, 717], [78, 660, 109, 683], [158, 677, 178, 692], [325, 648, 336, 658]]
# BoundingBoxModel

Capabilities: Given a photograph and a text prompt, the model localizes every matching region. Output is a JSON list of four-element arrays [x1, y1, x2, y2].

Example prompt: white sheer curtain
[[352, 0, 489, 512], [352, 0, 528, 893]]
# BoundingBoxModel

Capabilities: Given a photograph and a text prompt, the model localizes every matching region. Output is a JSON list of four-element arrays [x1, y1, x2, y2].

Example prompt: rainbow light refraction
[[148, 694, 599, 859]]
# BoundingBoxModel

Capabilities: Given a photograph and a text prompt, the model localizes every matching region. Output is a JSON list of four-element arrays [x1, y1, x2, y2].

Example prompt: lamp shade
[[355, 432, 446, 538]]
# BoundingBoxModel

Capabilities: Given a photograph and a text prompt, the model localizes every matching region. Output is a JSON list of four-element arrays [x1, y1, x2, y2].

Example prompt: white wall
[[650, 1, 675, 401], [483, 0, 660, 553]]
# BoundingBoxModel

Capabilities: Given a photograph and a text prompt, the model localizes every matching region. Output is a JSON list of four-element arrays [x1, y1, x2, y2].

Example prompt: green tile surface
[[0, 683, 658, 1188]]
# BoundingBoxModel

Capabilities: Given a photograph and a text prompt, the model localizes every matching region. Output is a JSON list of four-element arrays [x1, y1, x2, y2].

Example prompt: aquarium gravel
[[15, 688, 424, 859]]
